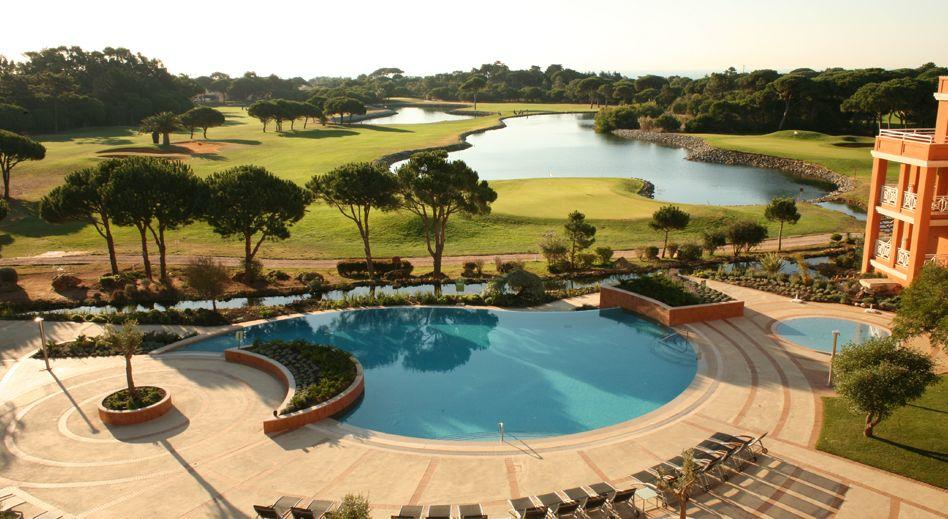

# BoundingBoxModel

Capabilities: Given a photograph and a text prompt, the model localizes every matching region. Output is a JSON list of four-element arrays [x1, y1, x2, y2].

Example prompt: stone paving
[[0, 284, 945, 518]]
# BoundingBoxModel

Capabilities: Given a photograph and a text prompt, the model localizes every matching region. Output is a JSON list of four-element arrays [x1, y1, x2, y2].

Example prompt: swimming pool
[[774, 317, 889, 353], [183, 307, 698, 440]]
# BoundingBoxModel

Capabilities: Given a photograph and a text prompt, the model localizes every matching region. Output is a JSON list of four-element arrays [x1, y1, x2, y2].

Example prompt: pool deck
[[0, 282, 945, 518]]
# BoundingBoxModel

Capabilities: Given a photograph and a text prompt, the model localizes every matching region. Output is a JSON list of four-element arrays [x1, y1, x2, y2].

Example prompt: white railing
[[926, 254, 948, 267], [875, 239, 892, 260], [933, 195, 948, 213], [880, 185, 899, 206], [879, 128, 936, 143], [896, 248, 911, 268], [903, 191, 918, 211]]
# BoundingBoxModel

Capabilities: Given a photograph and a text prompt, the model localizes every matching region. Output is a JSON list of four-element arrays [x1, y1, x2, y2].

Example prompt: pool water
[[184, 307, 698, 440], [775, 317, 889, 353]]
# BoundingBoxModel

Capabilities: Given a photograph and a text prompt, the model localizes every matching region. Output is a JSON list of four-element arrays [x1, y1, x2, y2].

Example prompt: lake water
[[394, 113, 837, 207], [365, 106, 473, 125]]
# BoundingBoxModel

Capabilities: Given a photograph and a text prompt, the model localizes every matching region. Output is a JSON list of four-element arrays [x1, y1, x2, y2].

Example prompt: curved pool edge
[[299, 321, 721, 456], [769, 314, 892, 355]]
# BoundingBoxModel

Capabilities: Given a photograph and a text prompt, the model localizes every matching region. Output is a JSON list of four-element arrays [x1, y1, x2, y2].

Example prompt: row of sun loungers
[[628, 431, 768, 508], [253, 432, 767, 519]]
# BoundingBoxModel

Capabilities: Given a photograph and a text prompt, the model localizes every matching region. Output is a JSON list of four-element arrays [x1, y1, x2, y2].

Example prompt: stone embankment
[[613, 130, 859, 206]]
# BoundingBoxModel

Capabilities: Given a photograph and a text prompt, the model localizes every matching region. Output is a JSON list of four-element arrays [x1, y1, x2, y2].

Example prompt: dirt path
[[0, 233, 855, 269]]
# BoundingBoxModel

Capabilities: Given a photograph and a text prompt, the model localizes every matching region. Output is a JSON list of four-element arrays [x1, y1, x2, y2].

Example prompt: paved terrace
[[0, 282, 945, 518]]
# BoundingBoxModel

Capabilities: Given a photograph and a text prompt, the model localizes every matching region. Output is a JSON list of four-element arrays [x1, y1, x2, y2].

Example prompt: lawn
[[817, 376, 948, 489], [0, 106, 861, 261], [700, 130, 878, 206]]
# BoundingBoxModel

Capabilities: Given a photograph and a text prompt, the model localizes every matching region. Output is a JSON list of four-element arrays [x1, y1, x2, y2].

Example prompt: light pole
[[34, 316, 51, 371], [827, 330, 840, 387]]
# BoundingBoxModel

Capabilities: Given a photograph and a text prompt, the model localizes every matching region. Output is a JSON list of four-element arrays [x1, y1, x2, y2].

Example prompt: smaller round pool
[[775, 317, 889, 353]]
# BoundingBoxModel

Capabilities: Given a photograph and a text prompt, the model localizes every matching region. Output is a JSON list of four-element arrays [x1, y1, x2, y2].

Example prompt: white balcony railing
[[896, 248, 911, 268], [903, 191, 918, 211], [875, 239, 892, 260], [933, 195, 948, 213], [879, 128, 937, 143], [880, 185, 899, 206], [927, 254, 948, 267]]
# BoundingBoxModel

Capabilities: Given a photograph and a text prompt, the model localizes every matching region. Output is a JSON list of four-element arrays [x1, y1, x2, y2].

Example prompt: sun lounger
[[507, 497, 546, 519], [255, 496, 303, 519], [588, 482, 615, 497], [393, 505, 424, 519], [290, 500, 336, 519], [458, 503, 486, 519], [579, 494, 609, 519], [561, 487, 591, 505], [608, 488, 639, 518], [425, 505, 452, 519]]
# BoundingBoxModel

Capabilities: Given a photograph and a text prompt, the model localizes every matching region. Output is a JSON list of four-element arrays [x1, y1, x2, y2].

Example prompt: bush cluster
[[336, 258, 413, 279], [102, 386, 165, 411], [618, 274, 731, 307], [34, 330, 192, 359]]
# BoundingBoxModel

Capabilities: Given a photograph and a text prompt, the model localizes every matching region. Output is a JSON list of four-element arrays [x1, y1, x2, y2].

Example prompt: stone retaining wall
[[224, 348, 365, 435], [613, 130, 860, 207], [600, 285, 744, 326]]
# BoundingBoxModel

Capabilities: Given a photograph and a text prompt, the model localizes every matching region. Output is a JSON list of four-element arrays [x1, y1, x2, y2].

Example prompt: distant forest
[[1, 46, 944, 135]]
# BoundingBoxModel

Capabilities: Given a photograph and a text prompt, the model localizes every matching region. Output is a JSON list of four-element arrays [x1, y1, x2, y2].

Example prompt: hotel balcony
[[878, 185, 948, 217], [873, 128, 948, 162]]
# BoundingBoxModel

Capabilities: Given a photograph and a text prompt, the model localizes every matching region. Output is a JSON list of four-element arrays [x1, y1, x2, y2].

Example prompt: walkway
[[0, 283, 944, 518]]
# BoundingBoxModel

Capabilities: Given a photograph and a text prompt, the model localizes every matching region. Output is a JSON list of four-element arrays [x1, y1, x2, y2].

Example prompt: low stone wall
[[224, 348, 365, 435], [612, 129, 860, 207], [600, 285, 744, 326], [97, 390, 173, 426]]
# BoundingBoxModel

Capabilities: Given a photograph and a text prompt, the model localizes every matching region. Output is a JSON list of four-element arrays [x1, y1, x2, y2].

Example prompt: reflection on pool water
[[775, 317, 889, 353], [364, 106, 473, 125], [184, 307, 698, 440]]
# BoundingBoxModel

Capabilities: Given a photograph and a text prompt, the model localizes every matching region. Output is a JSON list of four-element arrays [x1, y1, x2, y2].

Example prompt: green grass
[[700, 130, 878, 206], [817, 376, 948, 489], [0, 108, 861, 261]]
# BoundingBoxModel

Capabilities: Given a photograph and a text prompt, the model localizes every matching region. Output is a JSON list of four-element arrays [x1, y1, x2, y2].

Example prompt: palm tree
[[140, 112, 182, 147]]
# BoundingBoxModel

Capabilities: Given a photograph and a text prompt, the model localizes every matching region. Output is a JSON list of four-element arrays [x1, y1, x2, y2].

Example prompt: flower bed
[[617, 274, 732, 307], [97, 386, 173, 426], [33, 330, 194, 359], [246, 340, 357, 415]]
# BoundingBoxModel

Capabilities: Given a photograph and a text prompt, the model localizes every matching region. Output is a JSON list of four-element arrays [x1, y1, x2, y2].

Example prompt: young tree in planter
[[395, 151, 496, 277], [655, 448, 701, 519], [307, 162, 399, 279], [205, 165, 312, 278], [139, 111, 182, 147], [179, 106, 225, 139], [833, 336, 937, 437], [0, 129, 46, 200], [764, 196, 801, 251], [564, 210, 596, 269], [104, 321, 144, 405], [892, 262, 948, 351], [649, 205, 690, 258], [109, 157, 207, 282], [182, 257, 230, 311], [39, 160, 122, 274]]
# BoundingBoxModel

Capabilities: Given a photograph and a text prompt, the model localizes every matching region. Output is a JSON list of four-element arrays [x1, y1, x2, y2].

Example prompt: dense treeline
[[1, 45, 944, 135]]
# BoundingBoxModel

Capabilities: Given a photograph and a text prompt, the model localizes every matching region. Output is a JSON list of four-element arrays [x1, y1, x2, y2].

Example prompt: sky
[[3, 0, 947, 79]]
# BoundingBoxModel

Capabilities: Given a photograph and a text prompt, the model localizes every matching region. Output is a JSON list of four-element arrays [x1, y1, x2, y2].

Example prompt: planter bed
[[98, 386, 173, 426]]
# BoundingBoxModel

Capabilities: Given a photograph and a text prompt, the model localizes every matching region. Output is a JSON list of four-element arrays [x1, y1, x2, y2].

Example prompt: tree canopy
[[764, 197, 801, 251], [649, 205, 690, 258], [893, 262, 948, 351], [139, 111, 182, 146], [726, 220, 768, 256], [833, 336, 937, 437], [307, 162, 399, 278], [179, 106, 225, 138], [395, 151, 496, 277], [0, 129, 46, 199], [204, 165, 312, 275], [564, 210, 596, 268]]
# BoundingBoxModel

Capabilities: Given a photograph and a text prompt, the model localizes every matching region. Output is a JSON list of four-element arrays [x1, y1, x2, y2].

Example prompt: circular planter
[[97, 387, 173, 426]]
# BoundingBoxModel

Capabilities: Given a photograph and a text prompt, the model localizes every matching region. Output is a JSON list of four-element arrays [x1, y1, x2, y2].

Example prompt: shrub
[[337, 258, 413, 279], [98, 274, 121, 291], [575, 253, 596, 269], [666, 243, 680, 258], [655, 114, 681, 132], [726, 221, 768, 256], [0, 267, 17, 286], [759, 253, 785, 276], [51, 273, 82, 291], [102, 386, 165, 411], [538, 231, 569, 268], [496, 260, 524, 274], [618, 274, 730, 307], [182, 257, 230, 310], [248, 340, 357, 414], [297, 272, 325, 291], [594, 247, 614, 265], [332, 494, 371, 519], [233, 259, 263, 283], [701, 229, 727, 256], [485, 268, 545, 303], [266, 270, 290, 282], [461, 261, 485, 278], [644, 246, 660, 260], [677, 243, 702, 262], [593, 105, 640, 132], [830, 233, 843, 243]]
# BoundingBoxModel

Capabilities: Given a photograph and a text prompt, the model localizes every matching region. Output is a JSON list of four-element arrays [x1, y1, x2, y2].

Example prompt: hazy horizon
[[3, 0, 947, 79]]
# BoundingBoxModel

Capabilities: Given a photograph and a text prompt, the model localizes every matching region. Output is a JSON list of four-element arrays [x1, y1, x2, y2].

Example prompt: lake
[[365, 106, 473, 125]]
